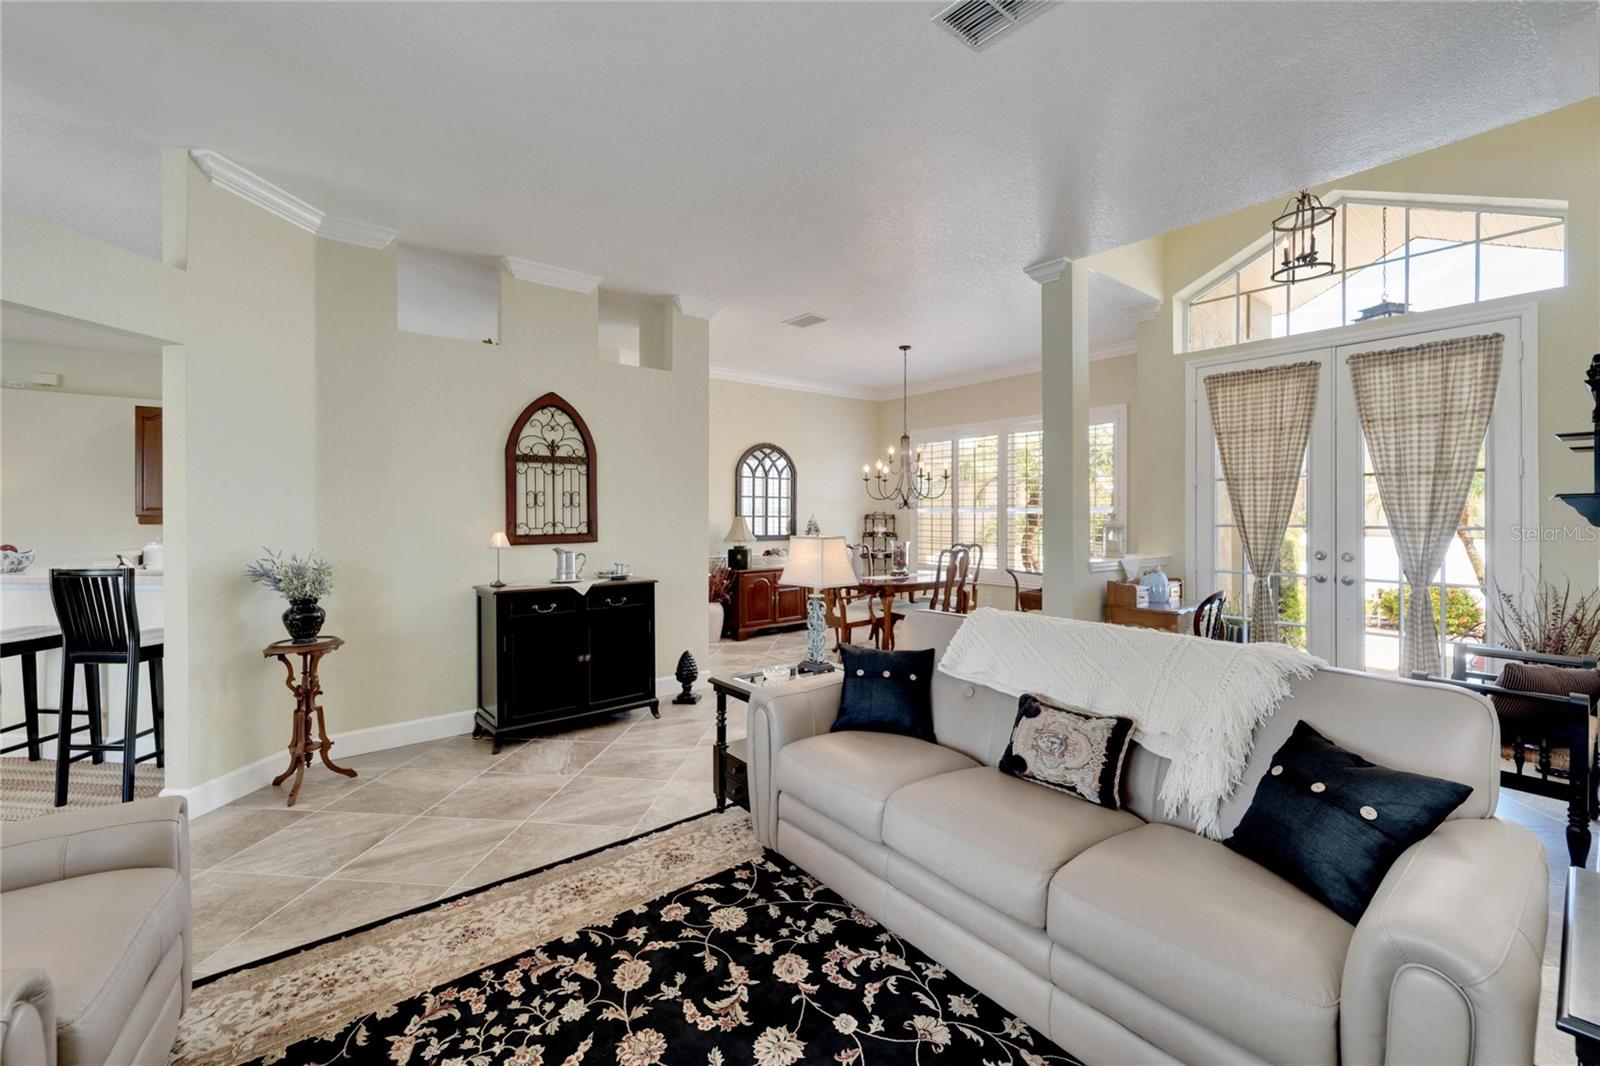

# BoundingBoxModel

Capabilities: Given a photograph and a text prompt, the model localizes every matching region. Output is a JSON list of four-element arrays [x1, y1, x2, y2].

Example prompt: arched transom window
[[736, 444, 796, 539], [1182, 193, 1566, 353]]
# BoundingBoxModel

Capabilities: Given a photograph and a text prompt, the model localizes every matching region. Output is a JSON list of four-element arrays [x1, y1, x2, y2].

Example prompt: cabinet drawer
[[587, 584, 650, 611], [504, 589, 580, 618]]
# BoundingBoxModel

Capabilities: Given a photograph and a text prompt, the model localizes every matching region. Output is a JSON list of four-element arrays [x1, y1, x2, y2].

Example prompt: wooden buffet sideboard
[[723, 566, 807, 641]]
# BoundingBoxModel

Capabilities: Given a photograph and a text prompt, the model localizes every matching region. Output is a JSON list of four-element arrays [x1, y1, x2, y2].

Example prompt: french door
[[1189, 305, 1535, 673]]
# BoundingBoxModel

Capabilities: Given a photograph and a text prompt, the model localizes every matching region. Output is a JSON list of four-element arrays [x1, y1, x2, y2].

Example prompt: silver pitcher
[[553, 547, 587, 582]]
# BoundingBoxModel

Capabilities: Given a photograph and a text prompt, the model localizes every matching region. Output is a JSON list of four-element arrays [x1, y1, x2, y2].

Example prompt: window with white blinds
[[1007, 429, 1044, 570], [914, 411, 1126, 577]]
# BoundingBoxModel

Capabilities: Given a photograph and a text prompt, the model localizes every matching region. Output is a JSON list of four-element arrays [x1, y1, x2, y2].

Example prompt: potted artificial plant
[[247, 549, 334, 643], [709, 562, 731, 642]]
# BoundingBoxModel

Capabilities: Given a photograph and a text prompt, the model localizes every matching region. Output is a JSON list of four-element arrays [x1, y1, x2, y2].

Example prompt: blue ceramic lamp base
[[797, 593, 835, 674]]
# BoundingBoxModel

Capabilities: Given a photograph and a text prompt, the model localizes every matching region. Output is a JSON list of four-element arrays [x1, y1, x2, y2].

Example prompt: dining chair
[[823, 587, 885, 650], [1193, 590, 1229, 640], [924, 546, 971, 614], [49, 568, 165, 805], [1006, 568, 1043, 612], [954, 542, 984, 611]]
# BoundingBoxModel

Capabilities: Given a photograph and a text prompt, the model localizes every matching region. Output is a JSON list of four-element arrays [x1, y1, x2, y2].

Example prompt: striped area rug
[[0, 757, 164, 821]]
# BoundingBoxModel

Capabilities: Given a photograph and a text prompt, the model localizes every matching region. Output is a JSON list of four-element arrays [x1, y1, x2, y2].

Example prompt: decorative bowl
[[0, 549, 35, 574]]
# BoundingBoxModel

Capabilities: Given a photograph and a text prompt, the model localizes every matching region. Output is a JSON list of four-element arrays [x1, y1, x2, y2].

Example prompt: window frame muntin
[[1179, 192, 1568, 354], [735, 442, 798, 540]]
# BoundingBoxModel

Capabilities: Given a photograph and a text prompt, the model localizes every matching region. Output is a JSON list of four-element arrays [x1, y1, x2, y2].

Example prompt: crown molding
[[1090, 339, 1139, 360], [672, 295, 720, 319], [1125, 299, 1161, 324], [318, 215, 397, 249], [709, 365, 879, 401], [501, 256, 603, 294], [1023, 256, 1071, 284], [190, 149, 323, 234], [900, 359, 1041, 399]]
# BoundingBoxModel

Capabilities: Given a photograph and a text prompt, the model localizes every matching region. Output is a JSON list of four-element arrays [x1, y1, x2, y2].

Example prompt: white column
[[1028, 257, 1093, 619]]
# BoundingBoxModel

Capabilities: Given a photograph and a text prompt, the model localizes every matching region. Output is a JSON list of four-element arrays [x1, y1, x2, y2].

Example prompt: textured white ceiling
[[2, 2, 1595, 391]]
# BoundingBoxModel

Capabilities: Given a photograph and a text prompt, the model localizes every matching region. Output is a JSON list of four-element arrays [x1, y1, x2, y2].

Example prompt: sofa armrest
[[0, 796, 189, 893], [2, 969, 56, 1066], [747, 675, 843, 846], [1340, 817, 1547, 1066]]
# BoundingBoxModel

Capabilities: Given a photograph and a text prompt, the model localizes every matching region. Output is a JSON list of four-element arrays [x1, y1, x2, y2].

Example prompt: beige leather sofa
[[1, 797, 191, 1066], [748, 612, 1548, 1065]]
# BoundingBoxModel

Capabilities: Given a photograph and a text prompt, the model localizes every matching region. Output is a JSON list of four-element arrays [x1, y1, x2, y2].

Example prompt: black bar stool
[[49, 568, 164, 804], [0, 626, 103, 760]]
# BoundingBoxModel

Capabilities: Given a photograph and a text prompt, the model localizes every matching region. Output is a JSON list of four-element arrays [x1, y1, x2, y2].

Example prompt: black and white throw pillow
[[998, 693, 1135, 809]]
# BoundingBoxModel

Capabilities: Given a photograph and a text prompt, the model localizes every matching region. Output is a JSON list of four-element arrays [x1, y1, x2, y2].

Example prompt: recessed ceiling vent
[[783, 312, 827, 328], [933, 0, 1052, 51]]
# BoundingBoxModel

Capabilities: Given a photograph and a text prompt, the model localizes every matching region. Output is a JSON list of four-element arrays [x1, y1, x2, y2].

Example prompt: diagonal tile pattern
[[184, 631, 815, 977]]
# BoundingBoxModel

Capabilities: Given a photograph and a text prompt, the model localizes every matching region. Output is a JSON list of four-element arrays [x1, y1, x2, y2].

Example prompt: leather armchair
[[1, 797, 191, 1066]]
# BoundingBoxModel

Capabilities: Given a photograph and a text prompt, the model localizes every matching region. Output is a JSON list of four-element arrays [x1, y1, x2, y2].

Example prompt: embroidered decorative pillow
[[1225, 720, 1473, 924], [831, 645, 936, 741], [998, 693, 1135, 809]]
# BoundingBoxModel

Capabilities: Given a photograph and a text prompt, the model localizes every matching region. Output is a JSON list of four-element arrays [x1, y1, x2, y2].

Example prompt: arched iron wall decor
[[505, 393, 598, 544], [736, 443, 796, 539]]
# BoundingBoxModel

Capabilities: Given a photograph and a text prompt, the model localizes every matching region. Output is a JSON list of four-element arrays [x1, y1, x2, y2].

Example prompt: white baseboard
[[162, 708, 477, 818]]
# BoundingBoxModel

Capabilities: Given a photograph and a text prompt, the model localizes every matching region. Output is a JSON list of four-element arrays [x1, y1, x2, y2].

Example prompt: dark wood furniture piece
[[852, 573, 944, 650], [134, 404, 162, 525], [1558, 866, 1600, 1066], [822, 588, 887, 650], [50, 568, 164, 804], [262, 635, 353, 807], [925, 546, 974, 613], [1418, 642, 1597, 867], [723, 567, 808, 641], [1006, 568, 1043, 613], [860, 512, 897, 577], [1104, 579, 1198, 633], [476, 579, 659, 752], [0, 627, 94, 761], [709, 669, 800, 812], [1193, 590, 1230, 640]]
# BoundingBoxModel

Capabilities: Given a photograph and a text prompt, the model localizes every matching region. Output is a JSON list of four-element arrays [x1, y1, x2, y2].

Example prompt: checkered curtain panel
[[1348, 333, 1503, 679], [1205, 362, 1321, 644]]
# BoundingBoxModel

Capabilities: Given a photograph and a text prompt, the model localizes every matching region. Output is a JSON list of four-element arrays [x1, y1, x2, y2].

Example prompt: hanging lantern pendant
[[1270, 190, 1338, 284]]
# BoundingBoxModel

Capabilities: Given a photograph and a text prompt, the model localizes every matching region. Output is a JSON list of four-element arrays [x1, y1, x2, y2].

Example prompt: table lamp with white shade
[[723, 515, 753, 570], [780, 535, 857, 673], [487, 531, 511, 587]]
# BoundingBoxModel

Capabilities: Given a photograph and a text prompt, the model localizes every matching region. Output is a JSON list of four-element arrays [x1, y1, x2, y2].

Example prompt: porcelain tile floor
[[187, 631, 814, 977]]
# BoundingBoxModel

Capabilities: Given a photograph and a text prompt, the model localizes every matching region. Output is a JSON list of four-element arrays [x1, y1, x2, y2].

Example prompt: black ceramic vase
[[283, 599, 326, 643]]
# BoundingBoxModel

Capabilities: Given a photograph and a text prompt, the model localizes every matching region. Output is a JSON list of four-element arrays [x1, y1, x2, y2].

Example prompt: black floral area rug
[[250, 853, 1080, 1065]]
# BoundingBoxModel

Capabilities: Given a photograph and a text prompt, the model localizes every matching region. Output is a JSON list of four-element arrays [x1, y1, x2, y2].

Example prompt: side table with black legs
[[708, 675, 755, 812], [1559, 866, 1600, 1066]]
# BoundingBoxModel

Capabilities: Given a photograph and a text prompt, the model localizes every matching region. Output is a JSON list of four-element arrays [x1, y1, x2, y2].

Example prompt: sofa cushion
[[1049, 823, 1353, 1066], [775, 731, 977, 843], [1, 867, 187, 1066], [883, 766, 1140, 927]]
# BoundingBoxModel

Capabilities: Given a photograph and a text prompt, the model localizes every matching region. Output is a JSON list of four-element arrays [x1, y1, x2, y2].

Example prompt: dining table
[[850, 572, 945, 649]]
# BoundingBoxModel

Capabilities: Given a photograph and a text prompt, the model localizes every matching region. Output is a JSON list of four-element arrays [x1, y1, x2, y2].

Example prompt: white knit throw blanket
[[939, 608, 1324, 837]]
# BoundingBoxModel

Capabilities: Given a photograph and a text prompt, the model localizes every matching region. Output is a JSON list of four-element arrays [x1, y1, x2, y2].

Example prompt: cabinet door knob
[[532, 603, 556, 614], [605, 597, 628, 607]]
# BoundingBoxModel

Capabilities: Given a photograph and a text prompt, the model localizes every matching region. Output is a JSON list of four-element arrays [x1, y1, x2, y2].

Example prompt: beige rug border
[[173, 810, 761, 1066]]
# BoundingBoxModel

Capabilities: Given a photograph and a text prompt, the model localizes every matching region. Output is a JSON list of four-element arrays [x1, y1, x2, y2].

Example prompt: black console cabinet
[[476, 579, 659, 751]]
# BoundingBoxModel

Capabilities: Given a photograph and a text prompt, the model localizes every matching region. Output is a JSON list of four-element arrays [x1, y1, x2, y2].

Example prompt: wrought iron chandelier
[[1270, 190, 1338, 283], [864, 345, 949, 509]]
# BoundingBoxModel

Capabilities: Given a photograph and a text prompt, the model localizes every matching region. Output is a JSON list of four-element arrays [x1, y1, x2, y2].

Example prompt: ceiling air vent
[[933, 0, 1052, 51], [783, 313, 827, 328]]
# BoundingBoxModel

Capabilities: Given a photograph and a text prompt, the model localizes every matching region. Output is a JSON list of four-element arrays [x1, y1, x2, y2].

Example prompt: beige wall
[[317, 240, 710, 736], [2, 150, 712, 795], [709, 378, 878, 553], [0, 387, 161, 568], [1127, 98, 1600, 591], [0, 341, 162, 399]]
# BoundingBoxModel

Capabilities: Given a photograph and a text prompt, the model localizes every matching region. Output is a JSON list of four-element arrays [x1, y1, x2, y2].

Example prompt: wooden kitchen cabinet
[[724, 567, 807, 641], [134, 405, 162, 525]]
